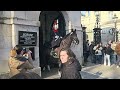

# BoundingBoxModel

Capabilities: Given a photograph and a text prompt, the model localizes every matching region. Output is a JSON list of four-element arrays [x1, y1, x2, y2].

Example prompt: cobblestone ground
[[0, 70, 104, 79], [41, 68, 60, 79], [0, 73, 10, 79], [42, 61, 120, 79], [0, 67, 104, 79], [82, 62, 120, 79], [1, 61, 120, 79], [80, 71, 106, 79], [41, 67, 105, 79]]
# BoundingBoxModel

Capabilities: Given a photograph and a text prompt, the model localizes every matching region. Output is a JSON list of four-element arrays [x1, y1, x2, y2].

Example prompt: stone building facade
[[0, 11, 83, 75], [81, 11, 120, 43]]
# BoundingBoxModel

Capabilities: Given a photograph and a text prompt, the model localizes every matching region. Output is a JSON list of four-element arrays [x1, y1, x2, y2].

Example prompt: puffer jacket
[[8, 55, 34, 77], [60, 58, 82, 79]]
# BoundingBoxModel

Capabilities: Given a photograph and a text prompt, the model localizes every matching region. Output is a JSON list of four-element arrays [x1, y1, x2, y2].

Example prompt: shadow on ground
[[81, 71, 107, 79], [41, 68, 59, 79], [82, 61, 99, 68]]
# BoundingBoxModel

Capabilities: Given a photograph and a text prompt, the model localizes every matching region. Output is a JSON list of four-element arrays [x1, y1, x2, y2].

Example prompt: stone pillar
[[70, 27, 84, 65], [67, 11, 84, 65], [0, 24, 12, 73], [0, 11, 13, 73]]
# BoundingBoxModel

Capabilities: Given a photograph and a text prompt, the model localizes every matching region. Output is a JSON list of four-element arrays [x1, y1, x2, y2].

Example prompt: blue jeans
[[116, 55, 120, 66], [96, 55, 102, 64], [110, 54, 117, 65], [90, 54, 95, 63]]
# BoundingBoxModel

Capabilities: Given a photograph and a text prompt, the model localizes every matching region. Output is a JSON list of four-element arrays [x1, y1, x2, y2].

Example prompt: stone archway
[[39, 11, 67, 69]]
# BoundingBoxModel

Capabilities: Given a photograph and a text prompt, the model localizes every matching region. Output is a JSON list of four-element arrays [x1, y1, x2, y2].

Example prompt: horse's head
[[70, 29, 79, 45], [51, 29, 79, 58]]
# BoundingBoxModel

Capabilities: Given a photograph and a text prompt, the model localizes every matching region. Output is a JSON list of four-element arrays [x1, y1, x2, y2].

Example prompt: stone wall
[[71, 30, 83, 65], [67, 11, 83, 65], [14, 24, 39, 67], [0, 24, 12, 73]]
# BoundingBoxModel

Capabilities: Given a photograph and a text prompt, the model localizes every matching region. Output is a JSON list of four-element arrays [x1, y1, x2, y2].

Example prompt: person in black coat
[[89, 41, 95, 63], [59, 48, 82, 79]]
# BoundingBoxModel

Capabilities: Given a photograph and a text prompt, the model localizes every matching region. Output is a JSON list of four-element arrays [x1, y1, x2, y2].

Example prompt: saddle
[[51, 36, 62, 48]]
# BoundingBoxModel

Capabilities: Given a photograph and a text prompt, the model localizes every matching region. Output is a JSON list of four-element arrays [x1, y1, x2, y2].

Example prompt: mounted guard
[[51, 19, 63, 57]]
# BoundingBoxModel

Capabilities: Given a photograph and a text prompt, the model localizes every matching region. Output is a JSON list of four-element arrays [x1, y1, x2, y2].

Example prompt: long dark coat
[[60, 58, 82, 79]]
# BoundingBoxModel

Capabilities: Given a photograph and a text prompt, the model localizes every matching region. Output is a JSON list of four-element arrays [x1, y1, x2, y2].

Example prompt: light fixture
[[112, 14, 118, 23], [112, 13, 118, 42]]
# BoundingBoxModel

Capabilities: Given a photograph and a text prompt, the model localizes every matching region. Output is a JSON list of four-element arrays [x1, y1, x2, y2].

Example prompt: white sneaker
[[117, 66, 119, 68]]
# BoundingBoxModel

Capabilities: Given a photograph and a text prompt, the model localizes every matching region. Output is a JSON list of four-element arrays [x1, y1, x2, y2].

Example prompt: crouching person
[[8, 45, 34, 77]]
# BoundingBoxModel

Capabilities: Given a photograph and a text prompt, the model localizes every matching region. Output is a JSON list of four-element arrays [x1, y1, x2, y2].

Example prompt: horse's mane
[[62, 33, 70, 40]]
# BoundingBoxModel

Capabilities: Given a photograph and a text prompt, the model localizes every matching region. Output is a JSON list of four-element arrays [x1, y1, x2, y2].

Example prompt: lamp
[[95, 11, 100, 28], [93, 11, 101, 45], [112, 13, 118, 42]]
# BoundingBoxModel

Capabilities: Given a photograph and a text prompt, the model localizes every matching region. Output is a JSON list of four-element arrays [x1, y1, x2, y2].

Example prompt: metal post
[[112, 14, 118, 42], [93, 11, 101, 45], [115, 21, 117, 42]]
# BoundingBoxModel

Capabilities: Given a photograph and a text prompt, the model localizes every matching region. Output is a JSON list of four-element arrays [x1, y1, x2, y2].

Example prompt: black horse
[[41, 29, 79, 71]]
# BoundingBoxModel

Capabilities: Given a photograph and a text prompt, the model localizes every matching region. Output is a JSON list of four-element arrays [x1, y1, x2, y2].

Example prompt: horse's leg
[[47, 56, 51, 71], [42, 56, 46, 71], [47, 65, 51, 71], [58, 59, 62, 76], [54, 47, 62, 76], [46, 49, 51, 71]]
